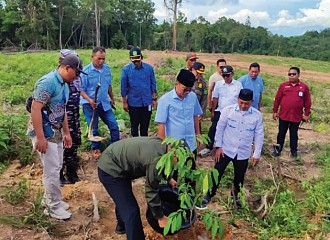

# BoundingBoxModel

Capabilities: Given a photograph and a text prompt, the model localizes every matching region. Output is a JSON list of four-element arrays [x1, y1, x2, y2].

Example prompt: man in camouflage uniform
[[59, 49, 82, 184], [191, 62, 207, 132]]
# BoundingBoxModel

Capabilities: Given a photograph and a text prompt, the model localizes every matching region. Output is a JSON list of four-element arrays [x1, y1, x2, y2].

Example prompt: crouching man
[[98, 137, 177, 240], [200, 89, 264, 209]]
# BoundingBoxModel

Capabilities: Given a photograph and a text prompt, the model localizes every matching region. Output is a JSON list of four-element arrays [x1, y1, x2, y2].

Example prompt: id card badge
[[298, 91, 304, 97], [148, 105, 152, 111]]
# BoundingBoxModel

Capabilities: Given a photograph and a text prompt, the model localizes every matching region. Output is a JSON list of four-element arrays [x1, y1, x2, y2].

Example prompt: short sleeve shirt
[[155, 89, 203, 151]]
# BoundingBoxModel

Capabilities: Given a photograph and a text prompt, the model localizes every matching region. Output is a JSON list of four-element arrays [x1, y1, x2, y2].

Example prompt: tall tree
[[164, 0, 182, 51]]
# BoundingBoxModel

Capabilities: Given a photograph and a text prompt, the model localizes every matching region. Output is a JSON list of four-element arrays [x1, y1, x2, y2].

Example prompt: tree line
[[1, 0, 330, 61]]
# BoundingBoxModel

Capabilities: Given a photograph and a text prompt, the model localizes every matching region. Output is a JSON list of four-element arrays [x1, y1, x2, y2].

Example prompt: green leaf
[[212, 168, 219, 185], [211, 218, 219, 240], [218, 221, 225, 239], [202, 175, 209, 195], [163, 217, 172, 235], [206, 215, 213, 230]]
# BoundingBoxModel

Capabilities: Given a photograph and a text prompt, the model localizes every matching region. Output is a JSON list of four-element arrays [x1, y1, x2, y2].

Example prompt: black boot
[[60, 168, 70, 186], [115, 222, 126, 234], [66, 166, 80, 184], [272, 144, 282, 157]]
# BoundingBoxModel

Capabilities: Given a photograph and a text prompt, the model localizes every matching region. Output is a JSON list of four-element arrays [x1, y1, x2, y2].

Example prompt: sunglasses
[[189, 58, 197, 62], [288, 73, 297, 76], [222, 74, 231, 78], [73, 68, 80, 76]]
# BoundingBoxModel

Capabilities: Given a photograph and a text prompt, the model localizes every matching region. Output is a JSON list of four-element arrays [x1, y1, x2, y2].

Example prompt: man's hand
[[123, 102, 129, 112], [252, 157, 260, 167], [158, 216, 169, 228], [35, 136, 48, 154], [302, 115, 310, 122], [89, 100, 97, 109], [210, 112, 214, 122], [168, 178, 177, 189], [63, 134, 72, 148], [214, 147, 224, 162], [272, 112, 278, 120]]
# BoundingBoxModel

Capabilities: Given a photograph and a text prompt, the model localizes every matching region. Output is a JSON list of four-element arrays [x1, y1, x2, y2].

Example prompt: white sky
[[153, 0, 330, 36]]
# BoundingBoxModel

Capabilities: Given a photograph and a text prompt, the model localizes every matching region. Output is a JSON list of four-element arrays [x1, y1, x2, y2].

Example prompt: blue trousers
[[98, 168, 145, 240], [82, 103, 120, 150]]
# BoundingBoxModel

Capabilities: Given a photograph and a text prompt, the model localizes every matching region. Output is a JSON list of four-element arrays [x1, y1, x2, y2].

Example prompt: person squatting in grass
[[98, 137, 177, 240], [200, 89, 264, 209], [58, 49, 83, 185], [27, 54, 87, 220], [80, 47, 120, 159], [155, 69, 203, 168], [120, 47, 157, 137], [191, 61, 207, 133], [272, 66, 312, 158], [199, 65, 243, 157]]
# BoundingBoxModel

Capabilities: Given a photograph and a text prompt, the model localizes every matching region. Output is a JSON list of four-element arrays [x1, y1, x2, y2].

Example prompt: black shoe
[[291, 151, 298, 158], [115, 223, 126, 234], [272, 144, 281, 157], [67, 171, 80, 184]]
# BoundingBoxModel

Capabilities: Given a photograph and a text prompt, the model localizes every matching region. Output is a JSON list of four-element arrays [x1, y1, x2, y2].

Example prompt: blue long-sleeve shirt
[[120, 62, 157, 107]]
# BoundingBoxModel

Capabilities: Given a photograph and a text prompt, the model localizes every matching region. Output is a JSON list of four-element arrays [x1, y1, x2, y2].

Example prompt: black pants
[[206, 111, 221, 150], [128, 106, 152, 137], [276, 118, 300, 153], [98, 168, 145, 240], [209, 154, 248, 199], [63, 145, 79, 170]]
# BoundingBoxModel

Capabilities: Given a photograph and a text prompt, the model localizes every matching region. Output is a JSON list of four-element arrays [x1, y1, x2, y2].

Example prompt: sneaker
[[43, 207, 72, 220], [199, 148, 212, 157], [115, 223, 126, 234], [321, 213, 330, 222], [93, 149, 102, 159], [42, 200, 70, 210], [196, 195, 211, 210]]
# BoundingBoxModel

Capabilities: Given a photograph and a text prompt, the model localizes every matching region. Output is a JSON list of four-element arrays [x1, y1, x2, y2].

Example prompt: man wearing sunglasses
[[272, 67, 311, 158], [199, 65, 242, 157], [120, 47, 157, 137]]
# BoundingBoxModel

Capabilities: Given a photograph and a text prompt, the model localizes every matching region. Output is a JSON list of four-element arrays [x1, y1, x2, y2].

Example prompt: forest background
[[1, 0, 330, 61]]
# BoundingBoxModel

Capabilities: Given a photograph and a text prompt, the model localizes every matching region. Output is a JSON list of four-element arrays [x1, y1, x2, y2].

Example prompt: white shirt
[[212, 79, 242, 112], [215, 104, 264, 160], [208, 72, 223, 88]]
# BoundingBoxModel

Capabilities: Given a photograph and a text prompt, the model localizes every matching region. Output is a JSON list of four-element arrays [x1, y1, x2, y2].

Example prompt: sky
[[153, 0, 330, 36]]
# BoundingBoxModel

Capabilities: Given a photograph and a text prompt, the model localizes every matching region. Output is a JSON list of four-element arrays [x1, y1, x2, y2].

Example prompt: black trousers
[[63, 145, 79, 170], [276, 118, 300, 153], [206, 111, 221, 150], [210, 154, 248, 199], [98, 168, 145, 240], [128, 106, 152, 137]]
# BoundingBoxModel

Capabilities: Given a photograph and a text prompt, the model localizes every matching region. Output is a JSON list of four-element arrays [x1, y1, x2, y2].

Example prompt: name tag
[[298, 91, 303, 97]]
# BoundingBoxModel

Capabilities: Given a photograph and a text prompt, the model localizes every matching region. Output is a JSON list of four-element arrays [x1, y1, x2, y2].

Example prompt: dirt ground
[[1, 51, 330, 240]]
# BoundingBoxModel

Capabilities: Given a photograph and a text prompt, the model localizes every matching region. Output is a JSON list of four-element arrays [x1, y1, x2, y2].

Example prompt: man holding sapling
[[27, 54, 86, 220], [199, 89, 264, 210]]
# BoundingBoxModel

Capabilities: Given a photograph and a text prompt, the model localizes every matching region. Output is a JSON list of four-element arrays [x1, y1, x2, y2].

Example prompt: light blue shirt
[[238, 74, 264, 109], [215, 104, 264, 160], [155, 88, 203, 151], [212, 79, 242, 112], [80, 63, 112, 111], [120, 62, 157, 107]]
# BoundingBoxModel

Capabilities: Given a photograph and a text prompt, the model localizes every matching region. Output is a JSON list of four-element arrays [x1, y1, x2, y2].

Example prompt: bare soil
[[1, 51, 330, 240]]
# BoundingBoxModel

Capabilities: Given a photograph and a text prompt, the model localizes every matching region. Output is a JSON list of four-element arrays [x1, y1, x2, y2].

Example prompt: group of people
[[27, 48, 312, 239]]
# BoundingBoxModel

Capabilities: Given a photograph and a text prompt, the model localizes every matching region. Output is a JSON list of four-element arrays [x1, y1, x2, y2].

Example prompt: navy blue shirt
[[120, 62, 157, 107]]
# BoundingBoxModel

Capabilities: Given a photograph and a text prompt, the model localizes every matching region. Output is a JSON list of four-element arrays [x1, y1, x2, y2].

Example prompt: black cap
[[239, 89, 253, 101], [129, 47, 142, 61], [222, 65, 234, 74], [177, 69, 195, 87], [61, 54, 87, 75], [193, 62, 206, 74]]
